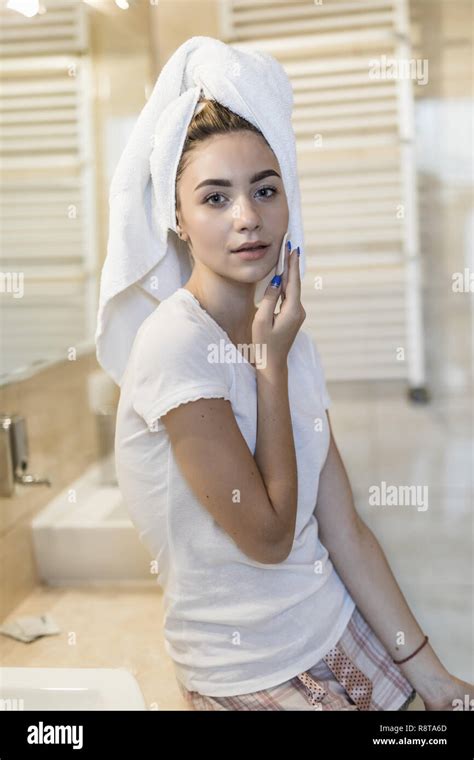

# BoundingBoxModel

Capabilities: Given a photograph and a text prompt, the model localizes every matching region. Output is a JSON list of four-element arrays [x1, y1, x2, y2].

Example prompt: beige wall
[[0, 353, 106, 621], [149, 0, 220, 74], [89, 1, 155, 270]]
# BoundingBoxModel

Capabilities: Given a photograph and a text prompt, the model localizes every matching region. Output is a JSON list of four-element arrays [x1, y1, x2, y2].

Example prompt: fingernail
[[287, 240, 292, 252], [270, 274, 282, 288], [296, 246, 301, 257]]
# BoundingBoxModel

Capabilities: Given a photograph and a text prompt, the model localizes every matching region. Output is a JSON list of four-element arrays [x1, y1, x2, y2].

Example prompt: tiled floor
[[328, 380, 473, 685]]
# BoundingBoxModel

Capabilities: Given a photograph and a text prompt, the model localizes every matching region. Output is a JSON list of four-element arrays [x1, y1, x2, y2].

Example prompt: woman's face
[[175, 131, 289, 284]]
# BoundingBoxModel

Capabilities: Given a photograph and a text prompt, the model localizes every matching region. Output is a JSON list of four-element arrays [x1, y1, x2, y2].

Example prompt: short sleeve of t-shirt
[[305, 333, 331, 410], [130, 309, 232, 430]]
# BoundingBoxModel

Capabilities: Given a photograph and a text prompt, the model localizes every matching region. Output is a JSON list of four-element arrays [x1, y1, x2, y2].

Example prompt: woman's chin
[[229, 257, 278, 282]]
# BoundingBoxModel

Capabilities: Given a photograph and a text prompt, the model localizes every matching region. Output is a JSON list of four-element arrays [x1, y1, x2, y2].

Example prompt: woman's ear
[[175, 212, 186, 241]]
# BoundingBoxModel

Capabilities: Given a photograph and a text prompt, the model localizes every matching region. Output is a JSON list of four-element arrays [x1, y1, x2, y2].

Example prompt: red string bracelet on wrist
[[392, 635, 429, 665]]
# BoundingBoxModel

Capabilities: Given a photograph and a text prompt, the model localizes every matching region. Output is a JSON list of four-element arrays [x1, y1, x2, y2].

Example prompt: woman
[[114, 97, 472, 711]]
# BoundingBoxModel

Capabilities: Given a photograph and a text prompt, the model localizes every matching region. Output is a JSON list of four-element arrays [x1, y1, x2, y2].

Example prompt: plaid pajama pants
[[176, 606, 417, 711]]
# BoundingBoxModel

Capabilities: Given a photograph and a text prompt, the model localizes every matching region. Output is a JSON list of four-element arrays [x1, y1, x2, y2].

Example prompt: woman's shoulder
[[124, 290, 232, 423], [134, 289, 215, 354], [125, 289, 234, 395]]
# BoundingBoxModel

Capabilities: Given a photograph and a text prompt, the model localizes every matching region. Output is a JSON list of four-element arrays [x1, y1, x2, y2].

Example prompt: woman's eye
[[204, 186, 278, 205], [257, 186, 277, 198], [204, 193, 226, 205]]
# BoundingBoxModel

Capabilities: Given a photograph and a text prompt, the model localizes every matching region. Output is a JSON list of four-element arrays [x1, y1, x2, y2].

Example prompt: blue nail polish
[[287, 240, 292, 252], [297, 246, 301, 257], [270, 274, 282, 288]]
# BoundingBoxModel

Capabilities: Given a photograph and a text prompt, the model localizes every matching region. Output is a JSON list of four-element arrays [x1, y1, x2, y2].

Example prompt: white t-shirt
[[115, 287, 355, 697]]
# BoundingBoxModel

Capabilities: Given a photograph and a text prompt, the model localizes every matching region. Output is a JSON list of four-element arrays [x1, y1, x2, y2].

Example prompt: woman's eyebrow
[[194, 169, 281, 192]]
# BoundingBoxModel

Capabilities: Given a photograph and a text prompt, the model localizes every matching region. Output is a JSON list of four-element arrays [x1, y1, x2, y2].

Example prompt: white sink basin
[[0, 667, 147, 710], [32, 462, 152, 584]]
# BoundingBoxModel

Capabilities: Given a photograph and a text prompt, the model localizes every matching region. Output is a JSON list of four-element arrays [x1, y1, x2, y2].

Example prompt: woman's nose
[[232, 198, 262, 229]]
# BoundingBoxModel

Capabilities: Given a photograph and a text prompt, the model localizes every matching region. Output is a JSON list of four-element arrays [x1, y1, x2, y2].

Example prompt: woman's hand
[[252, 242, 306, 372], [423, 674, 473, 711]]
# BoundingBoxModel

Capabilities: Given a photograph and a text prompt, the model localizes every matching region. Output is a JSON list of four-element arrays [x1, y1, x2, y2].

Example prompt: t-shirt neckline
[[176, 287, 257, 372]]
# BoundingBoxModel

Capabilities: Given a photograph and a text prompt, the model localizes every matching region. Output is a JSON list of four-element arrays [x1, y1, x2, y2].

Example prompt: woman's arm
[[161, 387, 295, 566], [315, 412, 473, 710], [253, 362, 298, 559]]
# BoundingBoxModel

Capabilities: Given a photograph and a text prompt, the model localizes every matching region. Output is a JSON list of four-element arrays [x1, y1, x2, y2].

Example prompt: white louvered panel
[[0, 1, 97, 383], [308, 201, 403, 216], [300, 168, 400, 187], [1, 180, 85, 263], [0, 0, 86, 57], [294, 84, 396, 104], [306, 228, 403, 244], [302, 264, 409, 381], [297, 134, 399, 151], [307, 252, 402, 267], [0, 177, 92, 378], [2, 272, 88, 290], [222, 0, 395, 42], [301, 186, 401, 201], [223, 0, 425, 388], [0, 55, 82, 169]]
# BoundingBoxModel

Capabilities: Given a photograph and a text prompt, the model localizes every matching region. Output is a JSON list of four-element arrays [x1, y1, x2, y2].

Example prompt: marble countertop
[[0, 584, 187, 711]]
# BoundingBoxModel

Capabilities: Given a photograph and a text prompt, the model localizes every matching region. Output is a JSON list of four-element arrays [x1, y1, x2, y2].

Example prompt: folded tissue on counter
[[0, 613, 61, 643]]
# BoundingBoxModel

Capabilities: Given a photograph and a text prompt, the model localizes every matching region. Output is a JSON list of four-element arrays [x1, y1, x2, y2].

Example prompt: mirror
[[0, 0, 154, 386]]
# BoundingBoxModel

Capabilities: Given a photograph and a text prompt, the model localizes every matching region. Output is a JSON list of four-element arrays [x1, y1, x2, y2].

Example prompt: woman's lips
[[233, 245, 269, 260]]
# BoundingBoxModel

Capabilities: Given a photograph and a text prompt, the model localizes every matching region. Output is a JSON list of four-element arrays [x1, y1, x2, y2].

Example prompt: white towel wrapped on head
[[95, 35, 306, 386]]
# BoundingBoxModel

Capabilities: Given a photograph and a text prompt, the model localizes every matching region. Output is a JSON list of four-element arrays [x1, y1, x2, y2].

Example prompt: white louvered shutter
[[220, 0, 426, 387], [0, 0, 97, 382]]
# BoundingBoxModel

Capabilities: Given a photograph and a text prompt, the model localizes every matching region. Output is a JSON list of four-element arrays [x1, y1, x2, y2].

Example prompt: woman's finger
[[280, 242, 291, 300], [283, 245, 302, 307]]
